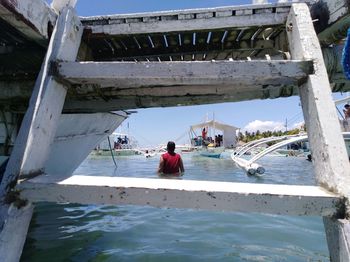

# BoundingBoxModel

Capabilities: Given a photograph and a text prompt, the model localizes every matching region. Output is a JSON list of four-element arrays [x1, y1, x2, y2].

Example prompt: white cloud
[[292, 121, 305, 129], [243, 120, 285, 132]]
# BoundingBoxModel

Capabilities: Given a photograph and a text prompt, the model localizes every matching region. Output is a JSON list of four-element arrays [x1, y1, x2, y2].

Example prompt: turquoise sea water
[[21, 153, 329, 261]]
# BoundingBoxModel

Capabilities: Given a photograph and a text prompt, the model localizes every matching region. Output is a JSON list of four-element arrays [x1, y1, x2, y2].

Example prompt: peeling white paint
[[18, 175, 341, 217]]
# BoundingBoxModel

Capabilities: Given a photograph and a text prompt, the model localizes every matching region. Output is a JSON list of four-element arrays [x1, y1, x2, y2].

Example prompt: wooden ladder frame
[[1, 2, 350, 262]]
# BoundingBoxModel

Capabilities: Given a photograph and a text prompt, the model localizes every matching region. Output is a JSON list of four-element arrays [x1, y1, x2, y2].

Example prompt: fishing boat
[[190, 119, 239, 158]]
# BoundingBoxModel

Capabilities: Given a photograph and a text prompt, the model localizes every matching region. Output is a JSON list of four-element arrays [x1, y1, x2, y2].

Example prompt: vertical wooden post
[[0, 6, 82, 262], [287, 4, 350, 261], [287, 3, 350, 198], [1, 7, 82, 189]]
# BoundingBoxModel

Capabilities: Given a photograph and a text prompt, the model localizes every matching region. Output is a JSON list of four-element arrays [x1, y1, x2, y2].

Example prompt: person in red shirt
[[158, 141, 185, 176], [202, 128, 207, 140]]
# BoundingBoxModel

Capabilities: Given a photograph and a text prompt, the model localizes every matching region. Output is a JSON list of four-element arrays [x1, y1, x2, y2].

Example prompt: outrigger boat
[[232, 132, 350, 176], [190, 119, 238, 158]]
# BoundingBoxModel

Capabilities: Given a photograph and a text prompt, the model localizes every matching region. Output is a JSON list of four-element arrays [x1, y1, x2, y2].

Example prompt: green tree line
[[238, 128, 302, 143]]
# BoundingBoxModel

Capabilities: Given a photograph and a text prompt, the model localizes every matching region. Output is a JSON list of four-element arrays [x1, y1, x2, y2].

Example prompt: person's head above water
[[166, 141, 176, 153]]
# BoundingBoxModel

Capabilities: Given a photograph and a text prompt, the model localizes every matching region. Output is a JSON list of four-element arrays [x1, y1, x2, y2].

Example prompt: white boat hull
[[45, 112, 127, 178]]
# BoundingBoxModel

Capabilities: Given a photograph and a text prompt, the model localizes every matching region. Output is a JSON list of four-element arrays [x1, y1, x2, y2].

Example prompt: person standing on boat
[[202, 128, 207, 140], [158, 141, 184, 176]]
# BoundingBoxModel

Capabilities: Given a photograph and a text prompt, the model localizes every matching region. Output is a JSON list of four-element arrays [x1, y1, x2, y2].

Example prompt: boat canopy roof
[[112, 132, 129, 137], [191, 120, 238, 132]]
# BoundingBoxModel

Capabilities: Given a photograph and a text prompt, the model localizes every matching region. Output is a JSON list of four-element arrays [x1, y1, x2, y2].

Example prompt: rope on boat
[[108, 136, 118, 168], [341, 28, 350, 80]]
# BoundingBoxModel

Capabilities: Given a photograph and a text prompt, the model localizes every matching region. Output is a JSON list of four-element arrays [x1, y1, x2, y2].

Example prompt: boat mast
[[213, 112, 216, 139]]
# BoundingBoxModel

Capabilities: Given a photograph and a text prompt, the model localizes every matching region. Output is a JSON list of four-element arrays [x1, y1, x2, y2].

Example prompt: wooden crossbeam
[[18, 175, 342, 217], [83, 4, 291, 35], [56, 60, 313, 89]]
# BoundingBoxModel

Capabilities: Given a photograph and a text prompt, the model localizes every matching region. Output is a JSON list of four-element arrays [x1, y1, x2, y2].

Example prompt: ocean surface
[[21, 152, 330, 262]]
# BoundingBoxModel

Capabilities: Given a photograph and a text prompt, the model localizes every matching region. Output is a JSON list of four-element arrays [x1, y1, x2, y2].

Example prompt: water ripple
[[21, 154, 330, 262]]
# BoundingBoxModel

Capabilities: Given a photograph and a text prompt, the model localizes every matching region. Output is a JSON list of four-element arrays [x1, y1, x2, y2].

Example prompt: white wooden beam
[[51, 0, 77, 14], [287, 4, 350, 261], [1, 7, 83, 190], [0, 203, 33, 262], [287, 3, 350, 198], [323, 217, 350, 262], [83, 4, 290, 35], [57, 60, 313, 88], [0, 6, 82, 262], [17, 175, 341, 216], [62, 86, 298, 113], [0, 0, 57, 45]]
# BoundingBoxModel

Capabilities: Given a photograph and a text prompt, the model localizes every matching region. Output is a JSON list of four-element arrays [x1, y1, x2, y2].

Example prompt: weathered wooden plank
[[56, 60, 313, 88], [0, 6, 82, 262], [82, 3, 292, 22], [18, 175, 342, 216], [0, 203, 34, 262], [62, 86, 298, 113], [323, 217, 350, 262], [0, 0, 57, 45], [287, 3, 350, 197], [0, 203, 33, 262], [1, 7, 82, 190], [84, 4, 290, 35], [288, 4, 350, 261]]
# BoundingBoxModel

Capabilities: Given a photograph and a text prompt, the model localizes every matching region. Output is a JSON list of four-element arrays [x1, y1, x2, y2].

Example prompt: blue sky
[[48, 0, 349, 146]]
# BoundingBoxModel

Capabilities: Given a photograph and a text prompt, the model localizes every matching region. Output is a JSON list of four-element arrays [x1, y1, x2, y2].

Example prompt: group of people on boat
[[114, 136, 129, 149], [198, 128, 223, 147]]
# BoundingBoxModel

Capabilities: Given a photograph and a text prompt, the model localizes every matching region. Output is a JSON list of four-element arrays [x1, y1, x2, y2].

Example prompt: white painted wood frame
[[0, 7, 82, 191], [0, 204, 34, 262], [287, 4, 350, 262], [56, 60, 313, 89], [0, 6, 82, 262], [287, 3, 350, 200], [18, 175, 341, 217], [84, 4, 290, 35]]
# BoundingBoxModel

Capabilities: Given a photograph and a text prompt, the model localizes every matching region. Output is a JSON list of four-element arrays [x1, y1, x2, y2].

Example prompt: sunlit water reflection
[[21, 153, 329, 262]]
